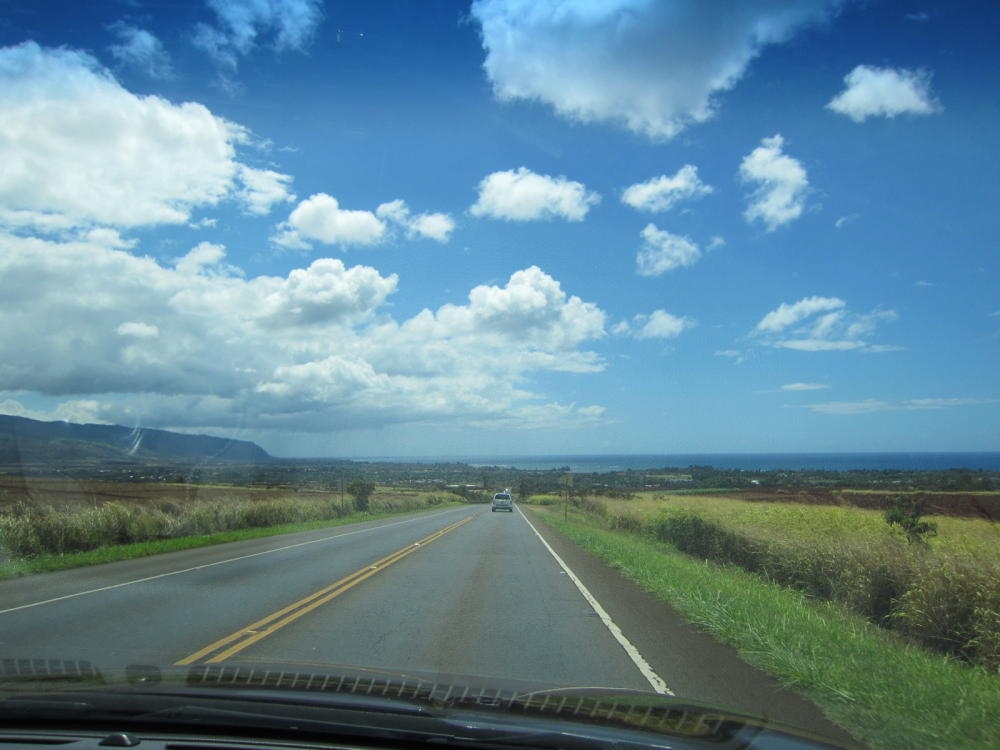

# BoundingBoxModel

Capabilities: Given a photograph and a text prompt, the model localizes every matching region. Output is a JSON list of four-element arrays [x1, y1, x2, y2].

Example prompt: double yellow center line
[[176, 515, 474, 666]]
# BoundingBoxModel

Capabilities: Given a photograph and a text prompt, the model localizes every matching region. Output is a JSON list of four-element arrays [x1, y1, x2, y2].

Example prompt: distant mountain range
[[0, 414, 271, 464]]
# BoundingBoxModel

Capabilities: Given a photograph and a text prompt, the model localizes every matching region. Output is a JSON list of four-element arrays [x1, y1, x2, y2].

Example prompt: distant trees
[[347, 480, 376, 512]]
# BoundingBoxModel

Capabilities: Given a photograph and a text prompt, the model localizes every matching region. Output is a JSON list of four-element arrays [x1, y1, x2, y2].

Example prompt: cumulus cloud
[[274, 196, 455, 249], [471, 0, 839, 140], [376, 200, 455, 242], [740, 134, 809, 231], [193, 0, 324, 70], [780, 382, 830, 391], [753, 296, 898, 352], [636, 224, 701, 276], [237, 165, 295, 215], [174, 241, 235, 276], [0, 42, 293, 232], [0, 232, 607, 434], [622, 165, 713, 212], [626, 310, 694, 340], [274, 193, 387, 249], [827, 65, 941, 122], [108, 23, 173, 78], [470, 167, 599, 222], [0, 233, 400, 397]]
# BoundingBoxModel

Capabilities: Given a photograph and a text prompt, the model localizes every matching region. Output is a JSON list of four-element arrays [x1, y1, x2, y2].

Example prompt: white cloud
[[629, 310, 694, 340], [174, 241, 231, 276], [754, 296, 897, 352], [82, 228, 136, 249], [409, 212, 456, 242], [906, 397, 1000, 409], [0, 233, 608, 435], [0, 398, 103, 424], [755, 296, 844, 334], [740, 134, 809, 231], [864, 344, 906, 353], [804, 399, 890, 414], [276, 196, 456, 249], [275, 193, 386, 249], [470, 167, 599, 222], [0, 233, 401, 399], [776, 339, 864, 352], [117, 322, 160, 339], [376, 200, 455, 242], [827, 65, 941, 122], [471, 0, 839, 140], [108, 23, 173, 78], [193, 0, 324, 70], [801, 397, 998, 415], [621, 165, 713, 212], [237, 165, 295, 215], [636, 224, 701, 276], [0, 42, 292, 232], [781, 382, 830, 391]]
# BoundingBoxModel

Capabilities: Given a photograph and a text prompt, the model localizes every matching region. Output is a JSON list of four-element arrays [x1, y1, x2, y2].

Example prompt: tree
[[347, 480, 376, 513], [884, 496, 937, 542]]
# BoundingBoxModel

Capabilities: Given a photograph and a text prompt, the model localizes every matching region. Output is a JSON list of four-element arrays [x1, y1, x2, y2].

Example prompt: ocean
[[357, 452, 1000, 473]]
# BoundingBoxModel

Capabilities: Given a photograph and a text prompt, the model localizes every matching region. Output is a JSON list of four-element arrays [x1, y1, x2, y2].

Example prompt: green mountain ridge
[[0, 414, 271, 464]]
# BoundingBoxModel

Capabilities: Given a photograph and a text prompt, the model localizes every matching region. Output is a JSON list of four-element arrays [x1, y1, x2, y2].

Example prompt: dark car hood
[[0, 658, 861, 750]]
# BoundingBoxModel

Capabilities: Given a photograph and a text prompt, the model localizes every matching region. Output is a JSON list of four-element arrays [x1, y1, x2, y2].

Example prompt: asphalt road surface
[[0, 504, 856, 744]]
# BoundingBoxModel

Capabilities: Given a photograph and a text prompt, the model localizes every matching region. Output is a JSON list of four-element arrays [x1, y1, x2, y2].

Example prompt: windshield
[[1, 2, 997, 750]]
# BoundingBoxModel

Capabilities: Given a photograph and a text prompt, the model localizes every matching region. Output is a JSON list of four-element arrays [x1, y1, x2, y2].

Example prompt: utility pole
[[564, 472, 573, 521]]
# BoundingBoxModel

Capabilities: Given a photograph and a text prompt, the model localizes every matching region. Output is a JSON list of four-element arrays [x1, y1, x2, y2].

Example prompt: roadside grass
[[536, 507, 1000, 750], [566, 492, 1000, 670], [0, 486, 463, 579]]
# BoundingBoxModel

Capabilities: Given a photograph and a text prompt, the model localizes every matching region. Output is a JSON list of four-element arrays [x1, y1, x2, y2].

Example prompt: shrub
[[347, 480, 376, 512], [884, 496, 938, 542]]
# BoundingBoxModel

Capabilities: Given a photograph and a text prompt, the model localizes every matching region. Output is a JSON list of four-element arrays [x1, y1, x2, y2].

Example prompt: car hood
[[0, 658, 861, 749]]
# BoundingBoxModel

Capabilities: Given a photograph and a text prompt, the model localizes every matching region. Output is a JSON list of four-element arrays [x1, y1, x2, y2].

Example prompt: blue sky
[[0, 0, 997, 457]]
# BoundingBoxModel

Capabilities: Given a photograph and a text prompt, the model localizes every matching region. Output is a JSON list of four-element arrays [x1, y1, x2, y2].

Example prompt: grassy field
[[0, 477, 463, 577], [534, 508, 1000, 750]]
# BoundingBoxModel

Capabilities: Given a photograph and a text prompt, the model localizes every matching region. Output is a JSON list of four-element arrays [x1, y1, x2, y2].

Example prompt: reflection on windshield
[[1, 2, 998, 750]]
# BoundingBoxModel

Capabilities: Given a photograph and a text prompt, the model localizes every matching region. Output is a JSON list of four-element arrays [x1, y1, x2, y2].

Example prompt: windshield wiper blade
[[1, 658, 105, 687]]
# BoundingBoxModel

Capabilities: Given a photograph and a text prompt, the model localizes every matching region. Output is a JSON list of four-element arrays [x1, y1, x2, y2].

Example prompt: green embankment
[[530, 501, 999, 750]]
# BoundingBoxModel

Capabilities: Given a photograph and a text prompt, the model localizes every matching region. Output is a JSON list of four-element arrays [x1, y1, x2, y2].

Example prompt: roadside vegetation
[[534, 508, 998, 750], [531, 491, 1000, 670], [0, 478, 462, 578], [526, 490, 999, 750]]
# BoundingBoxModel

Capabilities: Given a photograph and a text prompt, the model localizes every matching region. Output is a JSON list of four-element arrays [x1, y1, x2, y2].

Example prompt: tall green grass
[[554, 494, 1000, 671], [539, 509, 1000, 750], [0, 490, 457, 561]]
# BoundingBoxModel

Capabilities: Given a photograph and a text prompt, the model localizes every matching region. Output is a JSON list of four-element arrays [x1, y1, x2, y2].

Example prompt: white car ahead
[[491, 492, 513, 512]]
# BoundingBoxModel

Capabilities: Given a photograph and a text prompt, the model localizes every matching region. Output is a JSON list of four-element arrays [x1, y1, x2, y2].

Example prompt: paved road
[[0, 503, 856, 745]]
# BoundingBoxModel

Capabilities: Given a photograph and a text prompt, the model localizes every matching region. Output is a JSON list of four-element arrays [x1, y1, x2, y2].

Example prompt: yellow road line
[[175, 515, 474, 666]]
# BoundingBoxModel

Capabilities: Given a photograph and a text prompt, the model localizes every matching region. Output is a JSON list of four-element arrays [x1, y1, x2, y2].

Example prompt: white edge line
[[517, 507, 673, 696], [0, 508, 469, 616]]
